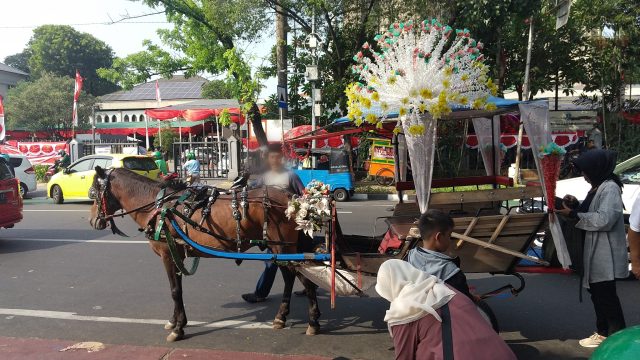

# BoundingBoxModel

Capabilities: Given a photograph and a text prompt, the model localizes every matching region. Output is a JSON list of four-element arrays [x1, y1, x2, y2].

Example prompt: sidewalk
[[0, 336, 332, 360]]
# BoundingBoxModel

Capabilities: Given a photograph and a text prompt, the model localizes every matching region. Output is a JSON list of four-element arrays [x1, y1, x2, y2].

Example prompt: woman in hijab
[[376, 259, 516, 360], [557, 149, 628, 348]]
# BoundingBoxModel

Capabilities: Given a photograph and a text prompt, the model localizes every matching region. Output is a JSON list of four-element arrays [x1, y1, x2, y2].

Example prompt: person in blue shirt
[[182, 152, 200, 184], [407, 209, 474, 301]]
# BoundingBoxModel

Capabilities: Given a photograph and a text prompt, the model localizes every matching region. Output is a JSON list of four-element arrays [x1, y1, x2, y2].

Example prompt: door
[[65, 159, 95, 198], [618, 163, 640, 212]]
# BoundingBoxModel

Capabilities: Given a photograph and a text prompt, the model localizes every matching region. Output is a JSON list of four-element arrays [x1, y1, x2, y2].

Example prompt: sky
[[0, 0, 276, 97]]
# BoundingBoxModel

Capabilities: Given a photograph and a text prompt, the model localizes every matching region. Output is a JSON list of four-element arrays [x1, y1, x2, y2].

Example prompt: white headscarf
[[375, 259, 455, 333]]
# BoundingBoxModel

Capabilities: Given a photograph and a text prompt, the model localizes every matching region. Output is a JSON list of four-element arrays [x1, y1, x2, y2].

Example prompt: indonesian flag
[[72, 70, 83, 127], [0, 95, 5, 141], [155, 79, 161, 104]]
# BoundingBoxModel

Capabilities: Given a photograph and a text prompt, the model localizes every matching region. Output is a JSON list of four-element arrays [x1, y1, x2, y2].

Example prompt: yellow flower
[[381, 102, 389, 112], [371, 91, 380, 102], [370, 76, 380, 85], [408, 124, 425, 136], [393, 126, 402, 134], [401, 97, 409, 105], [420, 88, 433, 99], [418, 103, 427, 113], [485, 102, 497, 111], [461, 74, 469, 81], [354, 118, 363, 126], [444, 67, 453, 76], [361, 97, 372, 109], [447, 92, 459, 102], [376, 121, 384, 129], [388, 75, 397, 85], [472, 97, 486, 109], [399, 107, 407, 116], [409, 89, 418, 98], [459, 96, 469, 105], [366, 113, 378, 124], [442, 79, 450, 89]]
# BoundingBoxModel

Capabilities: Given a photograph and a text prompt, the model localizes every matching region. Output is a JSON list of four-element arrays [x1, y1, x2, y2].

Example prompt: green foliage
[[20, 25, 118, 96], [34, 165, 49, 182], [201, 79, 235, 99], [3, 51, 30, 74], [153, 127, 179, 153], [4, 73, 96, 132], [218, 108, 232, 126]]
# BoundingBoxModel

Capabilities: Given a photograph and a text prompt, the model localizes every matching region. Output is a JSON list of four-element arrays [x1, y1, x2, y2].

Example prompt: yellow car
[[48, 154, 162, 204]]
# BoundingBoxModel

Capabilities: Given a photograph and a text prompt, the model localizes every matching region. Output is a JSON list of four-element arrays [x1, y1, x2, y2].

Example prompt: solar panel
[[100, 77, 206, 101]]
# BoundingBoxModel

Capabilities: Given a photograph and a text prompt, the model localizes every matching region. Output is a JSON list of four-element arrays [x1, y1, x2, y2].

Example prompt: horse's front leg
[[159, 245, 187, 342], [273, 265, 295, 329], [298, 273, 321, 335]]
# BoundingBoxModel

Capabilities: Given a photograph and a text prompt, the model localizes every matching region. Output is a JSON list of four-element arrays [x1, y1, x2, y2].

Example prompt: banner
[[72, 70, 83, 127], [12, 141, 69, 165]]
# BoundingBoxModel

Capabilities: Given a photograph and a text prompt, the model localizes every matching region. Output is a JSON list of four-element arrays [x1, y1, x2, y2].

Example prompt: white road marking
[[1, 238, 147, 244], [0, 308, 272, 330], [336, 211, 352, 214]]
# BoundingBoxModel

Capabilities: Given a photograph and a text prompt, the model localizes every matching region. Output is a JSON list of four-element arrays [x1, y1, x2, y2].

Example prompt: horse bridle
[[94, 169, 130, 236]]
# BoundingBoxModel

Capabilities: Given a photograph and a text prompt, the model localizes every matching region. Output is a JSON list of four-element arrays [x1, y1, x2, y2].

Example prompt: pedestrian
[[375, 259, 516, 360], [626, 193, 640, 280], [153, 151, 169, 175], [182, 152, 200, 184], [588, 123, 603, 149], [407, 209, 474, 301], [241, 143, 305, 303], [556, 149, 628, 348]]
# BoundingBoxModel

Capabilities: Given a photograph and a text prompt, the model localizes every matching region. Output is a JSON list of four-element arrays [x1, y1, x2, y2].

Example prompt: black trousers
[[588, 280, 626, 336]]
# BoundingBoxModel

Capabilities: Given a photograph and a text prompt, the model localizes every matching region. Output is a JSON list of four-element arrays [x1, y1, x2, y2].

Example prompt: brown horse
[[88, 166, 321, 342]]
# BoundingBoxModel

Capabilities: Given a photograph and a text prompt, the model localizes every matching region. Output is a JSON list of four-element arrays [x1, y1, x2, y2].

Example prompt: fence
[[80, 140, 142, 157], [172, 140, 229, 179]]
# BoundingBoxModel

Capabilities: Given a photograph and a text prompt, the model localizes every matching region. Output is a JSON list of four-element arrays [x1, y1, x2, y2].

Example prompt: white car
[[556, 154, 640, 214], [7, 155, 37, 197]]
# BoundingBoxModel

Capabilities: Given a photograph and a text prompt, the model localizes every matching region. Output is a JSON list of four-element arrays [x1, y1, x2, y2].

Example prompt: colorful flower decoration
[[346, 19, 496, 135], [286, 181, 332, 237], [537, 142, 567, 158]]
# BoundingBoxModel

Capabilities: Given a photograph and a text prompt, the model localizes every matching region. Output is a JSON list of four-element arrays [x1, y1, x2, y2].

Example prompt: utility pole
[[276, 3, 288, 120], [514, 16, 535, 186]]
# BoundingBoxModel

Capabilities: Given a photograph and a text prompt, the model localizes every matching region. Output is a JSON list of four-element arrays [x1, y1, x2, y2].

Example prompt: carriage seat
[[378, 217, 419, 254]]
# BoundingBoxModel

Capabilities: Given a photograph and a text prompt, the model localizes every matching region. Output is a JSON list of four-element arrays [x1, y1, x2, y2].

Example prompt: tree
[[18, 25, 119, 96], [3, 51, 30, 74], [4, 73, 96, 133], [98, 0, 271, 145], [201, 79, 235, 99], [154, 127, 179, 153]]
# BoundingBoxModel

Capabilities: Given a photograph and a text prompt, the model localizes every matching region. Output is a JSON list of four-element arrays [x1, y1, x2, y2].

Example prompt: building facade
[[0, 63, 28, 99]]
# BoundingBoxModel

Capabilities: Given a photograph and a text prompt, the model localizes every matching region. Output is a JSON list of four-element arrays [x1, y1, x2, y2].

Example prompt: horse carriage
[[87, 19, 572, 342]]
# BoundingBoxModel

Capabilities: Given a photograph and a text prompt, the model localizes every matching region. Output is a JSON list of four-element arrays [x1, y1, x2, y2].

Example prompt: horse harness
[[95, 172, 294, 275]]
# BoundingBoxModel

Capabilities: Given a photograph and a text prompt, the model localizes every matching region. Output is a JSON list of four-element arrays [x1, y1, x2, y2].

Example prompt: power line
[[0, 21, 168, 29]]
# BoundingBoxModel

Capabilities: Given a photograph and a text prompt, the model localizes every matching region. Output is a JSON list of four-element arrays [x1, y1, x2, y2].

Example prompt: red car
[[0, 159, 23, 229]]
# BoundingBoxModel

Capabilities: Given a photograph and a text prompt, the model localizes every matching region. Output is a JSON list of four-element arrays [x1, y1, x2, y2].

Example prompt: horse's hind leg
[[273, 265, 295, 329], [298, 273, 321, 335], [160, 246, 187, 342]]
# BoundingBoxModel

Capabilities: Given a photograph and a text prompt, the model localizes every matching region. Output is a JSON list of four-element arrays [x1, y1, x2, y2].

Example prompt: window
[[139, 115, 145, 122], [92, 158, 112, 169], [132, 115, 137, 122], [111, 115, 117, 123], [618, 165, 640, 184], [8, 157, 23, 168], [96, 115, 102, 123], [124, 115, 130, 122], [0, 160, 14, 180], [68, 159, 94, 173], [122, 157, 158, 171]]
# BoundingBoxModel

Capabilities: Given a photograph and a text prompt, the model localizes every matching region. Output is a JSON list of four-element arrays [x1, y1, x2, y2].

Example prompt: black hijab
[[572, 149, 622, 212]]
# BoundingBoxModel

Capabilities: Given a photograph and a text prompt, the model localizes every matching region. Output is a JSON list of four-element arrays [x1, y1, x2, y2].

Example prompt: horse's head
[[89, 166, 123, 230]]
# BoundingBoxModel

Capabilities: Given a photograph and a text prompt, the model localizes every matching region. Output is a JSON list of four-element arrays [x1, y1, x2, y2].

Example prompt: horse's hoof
[[166, 330, 184, 342], [306, 325, 320, 336], [164, 322, 176, 330], [273, 319, 286, 330]]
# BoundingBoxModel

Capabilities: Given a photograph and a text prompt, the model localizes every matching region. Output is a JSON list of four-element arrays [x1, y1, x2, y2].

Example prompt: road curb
[[351, 193, 414, 201]]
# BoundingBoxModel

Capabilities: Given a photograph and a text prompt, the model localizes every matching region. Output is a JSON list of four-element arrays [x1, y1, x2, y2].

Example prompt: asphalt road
[[0, 187, 638, 359]]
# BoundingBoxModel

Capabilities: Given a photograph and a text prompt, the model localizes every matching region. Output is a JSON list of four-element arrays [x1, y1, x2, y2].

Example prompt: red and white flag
[[72, 70, 83, 127], [0, 95, 5, 141], [155, 79, 162, 105]]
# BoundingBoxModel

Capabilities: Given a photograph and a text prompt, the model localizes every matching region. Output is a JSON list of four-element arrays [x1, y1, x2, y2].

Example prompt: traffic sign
[[277, 85, 288, 109]]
